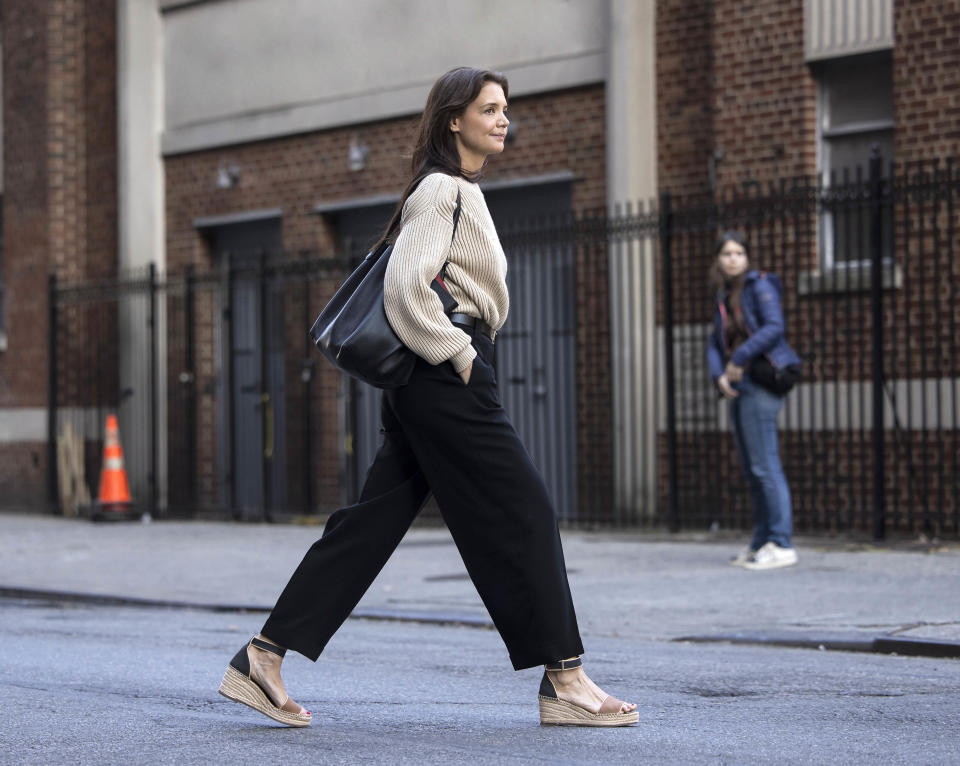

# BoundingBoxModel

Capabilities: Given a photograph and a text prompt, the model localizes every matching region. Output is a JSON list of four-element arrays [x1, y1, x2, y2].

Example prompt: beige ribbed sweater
[[384, 173, 509, 372]]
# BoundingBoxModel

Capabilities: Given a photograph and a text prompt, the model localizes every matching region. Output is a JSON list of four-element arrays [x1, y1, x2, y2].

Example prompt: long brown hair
[[710, 230, 751, 342], [375, 66, 509, 249]]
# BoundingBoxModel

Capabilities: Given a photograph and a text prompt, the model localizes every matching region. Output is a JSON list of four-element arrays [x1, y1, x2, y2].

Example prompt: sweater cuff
[[450, 344, 477, 373]]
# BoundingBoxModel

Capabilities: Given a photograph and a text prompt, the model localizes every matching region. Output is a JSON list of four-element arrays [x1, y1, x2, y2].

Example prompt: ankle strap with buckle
[[251, 637, 286, 657], [545, 657, 582, 671]]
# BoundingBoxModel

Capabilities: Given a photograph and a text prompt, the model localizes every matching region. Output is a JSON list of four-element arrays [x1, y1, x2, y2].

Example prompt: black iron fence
[[660, 154, 958, 539], [48, 155, 959, 537], [49, 255, 350, 520]]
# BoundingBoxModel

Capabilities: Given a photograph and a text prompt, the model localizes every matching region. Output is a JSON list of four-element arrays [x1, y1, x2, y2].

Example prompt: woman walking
[[707, 231, 802, 571], [218, 67, 637, 728]]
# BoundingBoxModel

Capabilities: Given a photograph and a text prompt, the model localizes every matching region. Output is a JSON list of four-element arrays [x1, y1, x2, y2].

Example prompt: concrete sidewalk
[[1, 512, 959, 656]]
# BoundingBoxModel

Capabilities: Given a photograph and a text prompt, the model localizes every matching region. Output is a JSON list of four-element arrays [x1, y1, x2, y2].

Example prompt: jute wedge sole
[[538, 695, 639, 727], [537, 657, 638, 727], [218, 637, 311, 727], [218, 665, 311, 727]]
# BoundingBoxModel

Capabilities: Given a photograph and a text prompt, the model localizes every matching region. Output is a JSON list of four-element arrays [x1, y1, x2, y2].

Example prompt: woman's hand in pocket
[[458, 361, 473, 385]]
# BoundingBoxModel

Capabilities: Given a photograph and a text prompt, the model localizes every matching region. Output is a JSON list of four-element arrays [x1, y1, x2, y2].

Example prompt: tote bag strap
[[439, 188, 462, 282]]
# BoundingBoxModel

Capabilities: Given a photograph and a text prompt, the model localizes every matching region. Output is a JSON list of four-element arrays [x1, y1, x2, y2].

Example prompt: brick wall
[[658, 0, 960, 190], [657, 0, 817, 195], [165, 85, 607, 265], [653, 1, 959, 535], [83, 0, 118, 279], [1, 0, 50, 410], [0, 0, 118, 509], [164, 84, 608, 514], [0, 444, 47, 508], [48, 0, 87, 282], [0, 1, 51, 508], [658, 428, 959, 538], [656, 0, 715, 194], [711, 0, 816, 188], [893, 0, 960, 166]]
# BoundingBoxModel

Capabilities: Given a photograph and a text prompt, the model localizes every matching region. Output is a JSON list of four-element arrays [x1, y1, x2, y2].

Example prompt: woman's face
[[717, 239, 749, 278], [449, 82, 509, 172]]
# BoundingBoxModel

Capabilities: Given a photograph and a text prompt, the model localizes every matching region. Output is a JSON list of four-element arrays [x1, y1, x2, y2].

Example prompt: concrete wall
[[161, 0, 607, 154]]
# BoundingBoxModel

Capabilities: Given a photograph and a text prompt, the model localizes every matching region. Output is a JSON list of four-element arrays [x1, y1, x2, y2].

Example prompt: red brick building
[[658, 0, 959, 191], [1, 0, 117, 507], [655, 0, 959, 535]]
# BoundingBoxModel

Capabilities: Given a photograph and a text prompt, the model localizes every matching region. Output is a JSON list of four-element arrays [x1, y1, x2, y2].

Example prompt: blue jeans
[[730, 377, 793, 549]]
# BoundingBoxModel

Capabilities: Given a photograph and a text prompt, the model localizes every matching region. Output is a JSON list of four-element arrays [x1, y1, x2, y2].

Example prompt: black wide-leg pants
[[261, 327, 584, 670]]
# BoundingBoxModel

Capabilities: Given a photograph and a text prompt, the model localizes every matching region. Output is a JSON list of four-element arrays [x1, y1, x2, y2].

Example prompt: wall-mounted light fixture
[[348, 136, 369, 172], [216, 163, 240, 189]]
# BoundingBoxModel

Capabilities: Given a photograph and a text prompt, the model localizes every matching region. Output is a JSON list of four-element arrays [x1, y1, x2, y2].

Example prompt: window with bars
[[816, 53, 894, 268]]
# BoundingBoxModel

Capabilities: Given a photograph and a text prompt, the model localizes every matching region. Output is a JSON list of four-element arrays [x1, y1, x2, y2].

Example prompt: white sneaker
[[729, 546, 756, 566], [743, 542, 798, 570]]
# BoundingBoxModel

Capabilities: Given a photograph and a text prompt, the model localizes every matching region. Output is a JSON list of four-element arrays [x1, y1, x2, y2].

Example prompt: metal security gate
[[347, 243, 578, 521], [222, 263, 288, 517], [350, 379, 382, 499], [496, 239, 577, 520], [342, 184, 579, 517], [659, 153, 960, 538], [46, 156, 960, 537], [207, 219, 286, 518]]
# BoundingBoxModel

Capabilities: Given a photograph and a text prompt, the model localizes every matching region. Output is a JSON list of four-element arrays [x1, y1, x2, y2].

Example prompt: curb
[[0, 585, 270, 613], [675, 630, 960, 659], [873, 635, 960, 659], [0, 585, 494, 630], [5, 585, 954, 655]]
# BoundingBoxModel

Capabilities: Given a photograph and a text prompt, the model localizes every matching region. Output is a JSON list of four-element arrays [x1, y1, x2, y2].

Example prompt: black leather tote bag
[[309, 189, 461, 389]]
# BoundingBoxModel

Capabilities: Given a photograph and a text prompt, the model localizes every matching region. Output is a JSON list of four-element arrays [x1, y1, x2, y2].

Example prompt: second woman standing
[[707, 231, 802, 571]]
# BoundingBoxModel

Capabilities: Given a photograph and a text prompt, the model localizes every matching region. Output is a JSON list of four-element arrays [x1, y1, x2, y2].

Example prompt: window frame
[[815, 54, 894, 270]]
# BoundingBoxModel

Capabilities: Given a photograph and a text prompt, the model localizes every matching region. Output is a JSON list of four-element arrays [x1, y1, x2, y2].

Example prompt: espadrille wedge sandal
[[218, 637, 311, 727], [538, 657, 638, 727]]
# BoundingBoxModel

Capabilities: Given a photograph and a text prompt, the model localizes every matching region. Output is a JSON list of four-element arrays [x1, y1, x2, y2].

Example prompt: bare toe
[[279, 697, 311, 718], [599, 695, 636, 715]]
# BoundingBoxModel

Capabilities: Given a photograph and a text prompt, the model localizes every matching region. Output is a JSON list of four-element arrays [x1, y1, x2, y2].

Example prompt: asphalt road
[[3, 597, 958, 765]]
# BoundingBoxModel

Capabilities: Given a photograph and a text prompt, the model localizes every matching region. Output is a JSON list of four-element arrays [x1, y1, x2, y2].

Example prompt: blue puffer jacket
[[706, 270, 802, 381]]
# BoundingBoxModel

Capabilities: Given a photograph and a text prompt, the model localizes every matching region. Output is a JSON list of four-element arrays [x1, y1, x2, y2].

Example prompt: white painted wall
[[160, 0, 607, 154], [118, 0, 167, 508], [605, 0, 658, 517], [119, 1, 165, 273]]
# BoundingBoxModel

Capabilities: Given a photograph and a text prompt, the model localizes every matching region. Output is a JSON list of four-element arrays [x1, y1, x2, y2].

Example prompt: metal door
[[486, 183, 577, 520], [331, 204, 394, 499], [494, 241, 577, 520], [209, 219, 285, 518], [329, 183, 577, 518], [486, 182, 577, 520]]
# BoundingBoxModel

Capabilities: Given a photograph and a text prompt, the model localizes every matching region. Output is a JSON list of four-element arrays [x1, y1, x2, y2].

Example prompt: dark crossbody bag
[[722, 278, 801, 396], [309, 189, 462, 389], [749, 355, 801, 395]]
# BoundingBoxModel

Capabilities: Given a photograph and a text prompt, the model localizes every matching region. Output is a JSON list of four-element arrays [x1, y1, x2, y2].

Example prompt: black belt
[[450, 313, 494, 340]]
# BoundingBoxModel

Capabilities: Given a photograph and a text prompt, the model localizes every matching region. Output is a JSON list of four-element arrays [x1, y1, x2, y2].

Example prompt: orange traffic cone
[[95, 413, 133, 518]]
